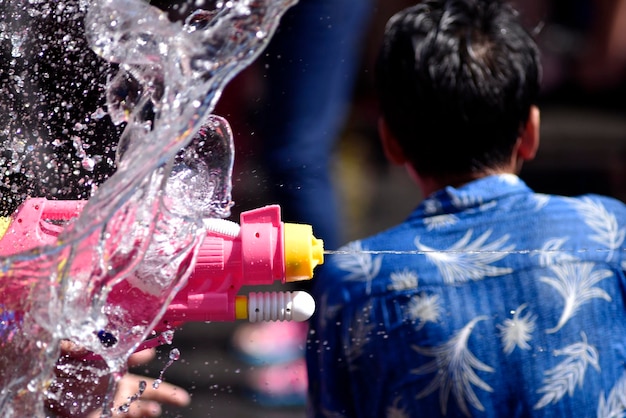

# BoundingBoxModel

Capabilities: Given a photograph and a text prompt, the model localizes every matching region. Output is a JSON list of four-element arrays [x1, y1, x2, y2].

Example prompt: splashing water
[[0, 0, 296, 416], [117, 380, 147, 414], [153, 348, 181, 389], [117, 347, 180, 413]]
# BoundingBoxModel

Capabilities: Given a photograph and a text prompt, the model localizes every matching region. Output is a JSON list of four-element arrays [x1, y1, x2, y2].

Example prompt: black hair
[[375, 0, 541, 177]]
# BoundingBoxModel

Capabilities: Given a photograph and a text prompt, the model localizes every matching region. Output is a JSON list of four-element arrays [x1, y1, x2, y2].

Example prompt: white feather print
[[411, 316, 494, 416], [476, 200, 497, 212], [415, 229, 515, 284], [497, 303, 537, 354], [570, 197, 626, 261], [534, 237, 578, 267], [534, 333, 600, 410], [334, 241, 383, 294], [450, 191, 483, 209], [424, 214, 459, 230], [388, 269, 418, 291], [423, 198, 443, 215], [533, 194, 550, 211], [540, 262, 612, 334], [597, 371, 626, 418], [406, 293, 441, 330], [621, 261, 626, 271]]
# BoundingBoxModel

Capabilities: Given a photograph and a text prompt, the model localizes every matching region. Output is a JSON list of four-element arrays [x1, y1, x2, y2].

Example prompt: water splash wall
[[0, 0, 296, 416]]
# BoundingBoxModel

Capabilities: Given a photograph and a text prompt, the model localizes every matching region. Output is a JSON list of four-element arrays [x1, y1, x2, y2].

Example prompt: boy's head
[[375, 0, 541, 179]]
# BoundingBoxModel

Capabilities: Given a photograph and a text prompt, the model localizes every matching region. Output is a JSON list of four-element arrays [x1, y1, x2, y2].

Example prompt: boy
[[306, 1, 626, 417]]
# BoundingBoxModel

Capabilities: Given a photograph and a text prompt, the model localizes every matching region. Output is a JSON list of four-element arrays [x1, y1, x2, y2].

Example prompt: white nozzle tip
[[289, 291, 316, 322]]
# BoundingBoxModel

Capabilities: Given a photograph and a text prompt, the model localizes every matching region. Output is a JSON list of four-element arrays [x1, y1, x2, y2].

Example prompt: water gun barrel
[[161, 205, 323, 325]]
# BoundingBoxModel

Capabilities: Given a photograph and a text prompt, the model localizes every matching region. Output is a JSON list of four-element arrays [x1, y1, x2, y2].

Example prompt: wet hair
[[375, 0, 541, 177]]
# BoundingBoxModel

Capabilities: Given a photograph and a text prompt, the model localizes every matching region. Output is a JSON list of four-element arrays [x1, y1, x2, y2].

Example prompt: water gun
[[0, 198, 323, 333]]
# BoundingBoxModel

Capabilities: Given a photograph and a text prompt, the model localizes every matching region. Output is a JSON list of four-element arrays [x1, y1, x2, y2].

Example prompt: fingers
[[59, 339, 89, 358], [115, 399, 164, 418], [57, 343, 191, 417], [114, 373, 191, 411], [120, 374, 191, 407], [59, 341, 158, 367], [88, 373, 191, 418], [87, 400, 163, 418], [128, 348, 157, 366]]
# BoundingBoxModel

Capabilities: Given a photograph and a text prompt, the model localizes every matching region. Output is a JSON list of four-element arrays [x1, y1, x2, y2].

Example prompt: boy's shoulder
[[547, 192, 626, 215]]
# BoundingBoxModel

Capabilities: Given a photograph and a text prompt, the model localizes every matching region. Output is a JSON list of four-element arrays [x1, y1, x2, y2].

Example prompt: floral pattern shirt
[[306, 174, 626, 418]]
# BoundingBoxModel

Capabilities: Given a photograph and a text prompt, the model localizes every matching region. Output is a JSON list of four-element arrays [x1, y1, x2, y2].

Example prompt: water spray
[[0, 0, 302, 415]]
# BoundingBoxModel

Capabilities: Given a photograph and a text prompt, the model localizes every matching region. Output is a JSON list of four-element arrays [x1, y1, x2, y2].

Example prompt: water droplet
[[162, 330, 175, 343], [81, 157, 96, 171], [90, 107, 107, 120], [169, 348, 180, 360]]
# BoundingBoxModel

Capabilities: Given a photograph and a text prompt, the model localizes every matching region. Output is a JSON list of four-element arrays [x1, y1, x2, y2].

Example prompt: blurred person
[[255, 0, 372, 249], [228, 0, 374, 408], [306, 1, 626, 417]]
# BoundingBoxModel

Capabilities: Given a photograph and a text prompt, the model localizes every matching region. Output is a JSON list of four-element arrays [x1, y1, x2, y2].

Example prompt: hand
[[48, 341, 190, 417], [90, 348, 191, 418]]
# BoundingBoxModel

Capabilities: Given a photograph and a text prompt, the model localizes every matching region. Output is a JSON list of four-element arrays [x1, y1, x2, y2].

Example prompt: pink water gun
[[0, 198, 323, 342]]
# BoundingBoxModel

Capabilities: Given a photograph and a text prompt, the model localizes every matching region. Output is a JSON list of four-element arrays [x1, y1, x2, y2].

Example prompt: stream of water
[[0, 0, 296, 416]]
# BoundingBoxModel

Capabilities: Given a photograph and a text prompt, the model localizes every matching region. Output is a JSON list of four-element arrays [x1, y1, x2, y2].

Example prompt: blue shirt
[[306, 174, 626, 418]]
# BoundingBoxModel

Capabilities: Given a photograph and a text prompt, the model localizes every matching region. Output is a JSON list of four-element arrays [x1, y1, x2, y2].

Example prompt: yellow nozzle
[[0, 217, 11, 241], [283, 223, 324, 282]]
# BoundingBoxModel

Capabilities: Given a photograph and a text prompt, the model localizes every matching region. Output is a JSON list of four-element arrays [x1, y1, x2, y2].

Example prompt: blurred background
[[223, 0, 626, 238], [146, 0, 626, 417]]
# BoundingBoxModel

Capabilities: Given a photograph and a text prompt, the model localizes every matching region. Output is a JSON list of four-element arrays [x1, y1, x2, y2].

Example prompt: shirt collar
[[414, 174, 532, 216]]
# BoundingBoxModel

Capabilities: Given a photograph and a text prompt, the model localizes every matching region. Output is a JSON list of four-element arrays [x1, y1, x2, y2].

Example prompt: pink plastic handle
[[0, 198, 86, 255]]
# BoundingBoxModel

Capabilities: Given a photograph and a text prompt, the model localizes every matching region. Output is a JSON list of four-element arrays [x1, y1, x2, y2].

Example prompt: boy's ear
[[517, 105, 540, 161], [378, 117, 407, 165]]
